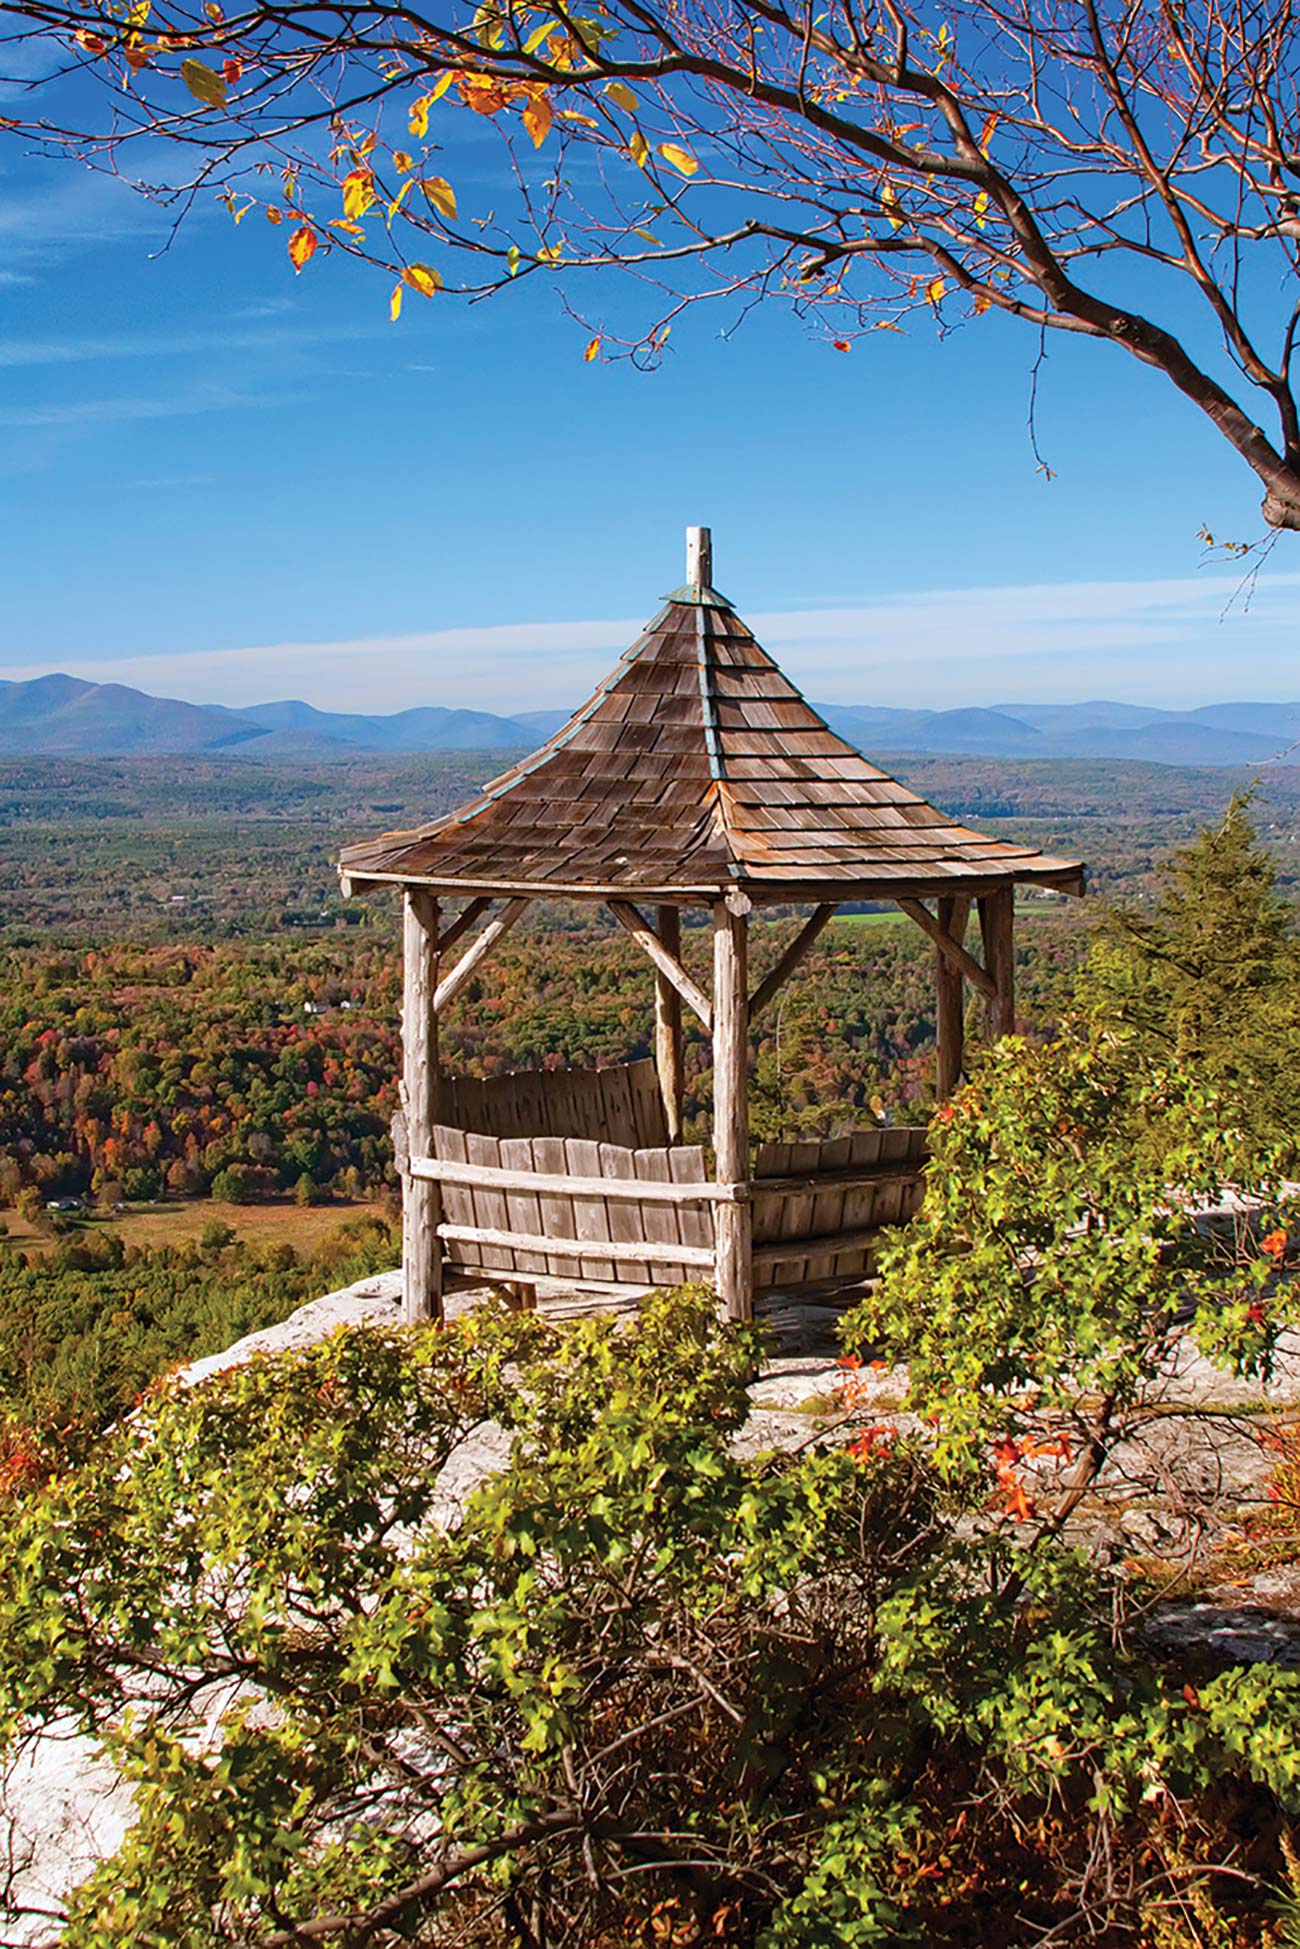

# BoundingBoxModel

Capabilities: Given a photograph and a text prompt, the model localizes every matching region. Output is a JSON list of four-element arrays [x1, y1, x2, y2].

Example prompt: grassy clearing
[[0, 1199, 391, 1261]]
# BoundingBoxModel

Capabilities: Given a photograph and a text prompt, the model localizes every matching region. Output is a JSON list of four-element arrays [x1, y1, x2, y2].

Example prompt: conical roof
[[339, 539, 1084, 904]]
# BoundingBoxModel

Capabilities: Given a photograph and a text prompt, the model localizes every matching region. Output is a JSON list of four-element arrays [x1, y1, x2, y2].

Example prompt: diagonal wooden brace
[[749, 903, 838, 1019], [434, 897, 531, 1014], [897, 897, 997, 999], [608, 899, 714, 1031], [437, 896, 493, 960]]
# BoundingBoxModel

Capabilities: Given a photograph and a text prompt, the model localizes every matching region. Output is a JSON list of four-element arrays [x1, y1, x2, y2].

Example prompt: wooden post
[[978, 886, 1016, 1040], [686, 524, 713, 589], [934, 894, 970, 1101], [654, 904, 685, 1144], [402, 888, 443, 1324], [711, 895, 752, 1322]]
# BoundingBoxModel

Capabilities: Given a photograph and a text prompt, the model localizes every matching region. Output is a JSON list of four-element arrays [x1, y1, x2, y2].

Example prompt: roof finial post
[[686, 525, 712, 590]]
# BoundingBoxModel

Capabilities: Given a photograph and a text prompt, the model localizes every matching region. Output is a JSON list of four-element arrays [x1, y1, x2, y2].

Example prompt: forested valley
[[5, 755, 1300, 1944]]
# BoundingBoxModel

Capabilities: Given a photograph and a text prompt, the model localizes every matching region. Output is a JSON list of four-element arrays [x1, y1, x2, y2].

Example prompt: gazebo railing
[[405, 1073, 928, 1296]]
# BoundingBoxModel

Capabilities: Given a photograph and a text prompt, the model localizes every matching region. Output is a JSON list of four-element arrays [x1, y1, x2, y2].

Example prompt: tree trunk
[[935, 894, 970, 1099], [711, 898, 752, 1322], [402, 889, 443, 1324], [654, 904, 685, 1145], [978, 888, 1015, 1042]]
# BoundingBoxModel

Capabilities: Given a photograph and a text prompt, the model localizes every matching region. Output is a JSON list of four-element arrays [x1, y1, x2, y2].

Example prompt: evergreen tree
[[1080, 792, 1300, 1154]]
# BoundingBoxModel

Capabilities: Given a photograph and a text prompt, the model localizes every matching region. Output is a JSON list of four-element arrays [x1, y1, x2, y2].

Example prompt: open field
[[0, 1198, 391, 1261]]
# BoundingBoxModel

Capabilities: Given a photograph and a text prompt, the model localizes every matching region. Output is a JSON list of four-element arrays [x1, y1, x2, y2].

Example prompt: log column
[[934, 893, 971, 1101], [978, 886, 1016, 1041], [654, 904, 685, 1144], [402, 887, 443, 1324], [711, 895, 752, 1322]]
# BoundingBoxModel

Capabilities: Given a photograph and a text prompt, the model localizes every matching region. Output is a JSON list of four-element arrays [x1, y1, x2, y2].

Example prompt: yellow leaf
[[629, 129, 648, 168], [536, 242, 562, 262], [523, 16, 558, 53], [357, 130, 377, 157], [927, 276, 945, 304], [408, 94, 432, 138], [421, 175, 457, 221], [430, 70, 457, 101], [342, 168, 375, 220], [392, 149, 413, 172], [390, 283, 403, 322], [387, 180, 413, 222], [521, 92, 552, 147], [557, 109, 597, 125], [632, 226, 660, 244], [584, 335, 601, 361], [403, 261, 443, 296], [605, 81, 636, 113], [329, 219, 366, 234], [180, 57, 226, 109], [657, 142, 697, 176], [287, 225, 317, 271]]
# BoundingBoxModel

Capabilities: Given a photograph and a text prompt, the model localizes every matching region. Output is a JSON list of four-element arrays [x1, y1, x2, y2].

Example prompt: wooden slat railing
[[418, 1120, 929, 1293]]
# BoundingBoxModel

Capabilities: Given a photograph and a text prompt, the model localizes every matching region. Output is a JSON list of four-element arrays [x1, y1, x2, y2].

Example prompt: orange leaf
[[1003, 1480, 1036, 1522], [287, 224, 317, 271], [522, 91, 553, 147], [1263, 1227, 1288, 1259], [978, 111, 999, 153], [583, 335, 601, 362]]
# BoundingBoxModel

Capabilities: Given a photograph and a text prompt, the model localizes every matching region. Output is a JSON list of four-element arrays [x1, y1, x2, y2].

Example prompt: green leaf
[[180, 58, 227, 110]]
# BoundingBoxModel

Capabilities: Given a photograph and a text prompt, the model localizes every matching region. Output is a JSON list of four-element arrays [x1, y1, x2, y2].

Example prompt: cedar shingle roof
[[339, 582, 1085, 903]]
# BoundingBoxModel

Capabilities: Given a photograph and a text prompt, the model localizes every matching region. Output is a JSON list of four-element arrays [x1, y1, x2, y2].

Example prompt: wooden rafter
[[608, 899, 713, 1030], [896, 897, 996, 999], [434, 896, 530, 1015], [749, 903, 838, 1019]]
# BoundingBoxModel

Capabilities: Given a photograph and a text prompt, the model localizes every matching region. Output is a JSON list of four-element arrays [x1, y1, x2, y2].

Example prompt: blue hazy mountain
[[2, 673, 1298, 765]]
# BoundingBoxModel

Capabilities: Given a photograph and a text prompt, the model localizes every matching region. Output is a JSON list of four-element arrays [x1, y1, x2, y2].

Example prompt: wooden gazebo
[[339, 530, 1084, 1323]]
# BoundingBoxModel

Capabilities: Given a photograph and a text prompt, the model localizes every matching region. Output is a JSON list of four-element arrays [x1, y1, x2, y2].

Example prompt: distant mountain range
[[2, 672, 1299, 767]]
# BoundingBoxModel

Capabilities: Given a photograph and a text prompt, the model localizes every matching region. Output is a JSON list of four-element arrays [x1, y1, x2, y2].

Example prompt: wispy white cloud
[[0, 383, 284, 428], [4, 571, 1298, 710], [0, 320, 380, 367]]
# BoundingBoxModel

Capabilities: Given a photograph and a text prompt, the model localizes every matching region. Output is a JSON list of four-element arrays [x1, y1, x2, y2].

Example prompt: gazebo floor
[[443, 1273, 870, 1360]]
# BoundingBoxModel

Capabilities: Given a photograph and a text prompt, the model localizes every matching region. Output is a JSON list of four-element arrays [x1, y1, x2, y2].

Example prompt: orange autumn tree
[[7, 0, 1300, 528]]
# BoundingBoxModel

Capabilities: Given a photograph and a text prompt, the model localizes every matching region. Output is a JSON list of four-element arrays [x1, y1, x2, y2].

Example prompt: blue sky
[[2, 118, 1299, 713]]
